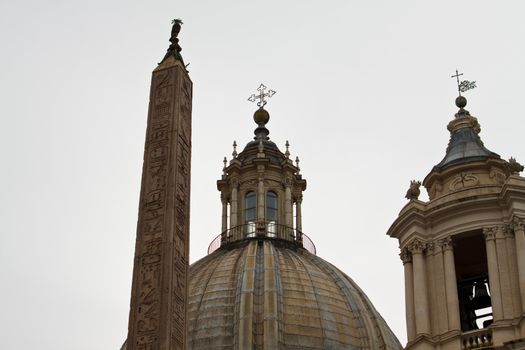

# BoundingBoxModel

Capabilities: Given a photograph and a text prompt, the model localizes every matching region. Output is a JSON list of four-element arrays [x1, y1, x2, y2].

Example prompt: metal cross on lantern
[[451, 69, 477, 96], [248, 84, 276, 107]]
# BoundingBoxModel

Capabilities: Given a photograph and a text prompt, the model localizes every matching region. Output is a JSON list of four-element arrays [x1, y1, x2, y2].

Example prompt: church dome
[[188, 239, 401, 350], [189, 98, 401, 349]]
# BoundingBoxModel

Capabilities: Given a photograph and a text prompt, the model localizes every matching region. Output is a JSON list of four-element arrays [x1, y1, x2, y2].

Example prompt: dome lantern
[[193, 88, 401, 350], [213, 95, 309, 254]]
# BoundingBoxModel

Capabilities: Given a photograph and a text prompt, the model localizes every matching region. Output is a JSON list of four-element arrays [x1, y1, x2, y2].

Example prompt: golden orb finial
[[253, 107, 270, 125], [455, 95, 467, 108]]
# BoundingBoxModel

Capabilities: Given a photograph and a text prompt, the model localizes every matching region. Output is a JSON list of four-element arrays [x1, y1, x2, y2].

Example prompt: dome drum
[[207, 222, 317, 255]]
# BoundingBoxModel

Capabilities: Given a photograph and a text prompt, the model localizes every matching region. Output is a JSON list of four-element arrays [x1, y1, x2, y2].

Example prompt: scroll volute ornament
[[489, 166, 506, 184], [449, 172, 479, 191], [482, 226, 497, 241]]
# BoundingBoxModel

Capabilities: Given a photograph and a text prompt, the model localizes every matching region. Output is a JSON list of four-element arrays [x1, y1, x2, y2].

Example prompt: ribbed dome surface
[[237, 139, 285, 165], [188, 239, 401, 350]]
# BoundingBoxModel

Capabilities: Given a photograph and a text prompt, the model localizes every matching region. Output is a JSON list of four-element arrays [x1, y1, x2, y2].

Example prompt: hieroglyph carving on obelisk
[[127, 19, 192, 350]]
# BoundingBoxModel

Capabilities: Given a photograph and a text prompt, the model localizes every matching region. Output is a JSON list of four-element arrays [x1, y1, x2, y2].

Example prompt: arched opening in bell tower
[[454, 231, 493, 331]]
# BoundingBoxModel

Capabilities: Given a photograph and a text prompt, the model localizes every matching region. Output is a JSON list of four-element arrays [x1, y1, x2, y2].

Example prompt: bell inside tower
[[453, 231, 493, 331]]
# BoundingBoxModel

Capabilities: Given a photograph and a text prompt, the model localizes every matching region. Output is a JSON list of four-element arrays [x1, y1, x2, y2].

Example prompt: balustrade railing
[[207, 222, 316, 255], [461, 329, 493, 350]]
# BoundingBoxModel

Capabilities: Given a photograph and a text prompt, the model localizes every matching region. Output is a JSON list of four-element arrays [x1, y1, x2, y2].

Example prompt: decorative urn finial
[[405, 180, 422, 200], [507, 157, 524, 175]]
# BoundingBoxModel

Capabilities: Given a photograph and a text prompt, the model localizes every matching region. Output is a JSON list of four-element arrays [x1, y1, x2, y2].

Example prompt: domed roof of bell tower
[[420, 71, 523, 202], [431, 96, 500, 172]]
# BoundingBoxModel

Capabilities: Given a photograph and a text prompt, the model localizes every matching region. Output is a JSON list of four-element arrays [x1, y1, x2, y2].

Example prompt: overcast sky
[[1, 1, 525, 349]]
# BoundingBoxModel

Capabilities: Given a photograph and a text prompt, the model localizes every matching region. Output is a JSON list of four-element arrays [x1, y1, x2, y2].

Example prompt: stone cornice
[[386, 203, 427, 239]]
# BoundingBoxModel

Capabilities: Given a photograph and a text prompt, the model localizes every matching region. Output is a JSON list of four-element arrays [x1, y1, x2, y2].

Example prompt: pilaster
[[230, 179, 239, 228], [440, 237, 460, 331], [221, 194, 228, 232], [495, 226, 516, 319], [483, 227, 504, 321], [257, 175, 265, 221], [431, 240, 449, 334], [284, 179, 293, 227], [503, 224, 522, 318], [401, 247, 416, 341]]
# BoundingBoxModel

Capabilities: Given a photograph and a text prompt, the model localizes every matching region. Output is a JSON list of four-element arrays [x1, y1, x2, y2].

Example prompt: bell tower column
[[441, 237, 460, 331], [127, 20, 192, 350], [400, 248, 416, 341], [483, 227, 504, 320], [410, 239, 431, 335], [512, 216, 525, 313]]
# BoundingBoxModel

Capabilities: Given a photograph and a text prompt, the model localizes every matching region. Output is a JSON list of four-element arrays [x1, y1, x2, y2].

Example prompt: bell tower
[[388, 86, 525, 350]]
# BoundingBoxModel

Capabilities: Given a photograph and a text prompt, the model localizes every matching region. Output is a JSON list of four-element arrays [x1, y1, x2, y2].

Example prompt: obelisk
[[126, 19, 192, 350]]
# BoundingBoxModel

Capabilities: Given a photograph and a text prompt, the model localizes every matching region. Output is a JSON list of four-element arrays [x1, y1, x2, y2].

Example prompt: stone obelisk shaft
[[127, 56, 192, 350]]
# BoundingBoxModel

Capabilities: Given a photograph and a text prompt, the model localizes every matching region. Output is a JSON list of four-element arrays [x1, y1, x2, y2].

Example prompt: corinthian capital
[[502, 224, 514, 238], [399, 247, 412, 264], [439, 236, 454, 251], [512, 216, 525, 232], [408, 238, 426, 254], [425, 241, 435, 255]]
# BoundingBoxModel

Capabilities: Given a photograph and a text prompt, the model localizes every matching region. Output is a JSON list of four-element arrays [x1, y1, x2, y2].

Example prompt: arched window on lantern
[[244, 191, 256, 237], [266, 191, 278, 236]]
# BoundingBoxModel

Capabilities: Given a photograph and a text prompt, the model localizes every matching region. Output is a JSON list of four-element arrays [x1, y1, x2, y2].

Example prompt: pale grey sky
[[1, 1, 525, 349]]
